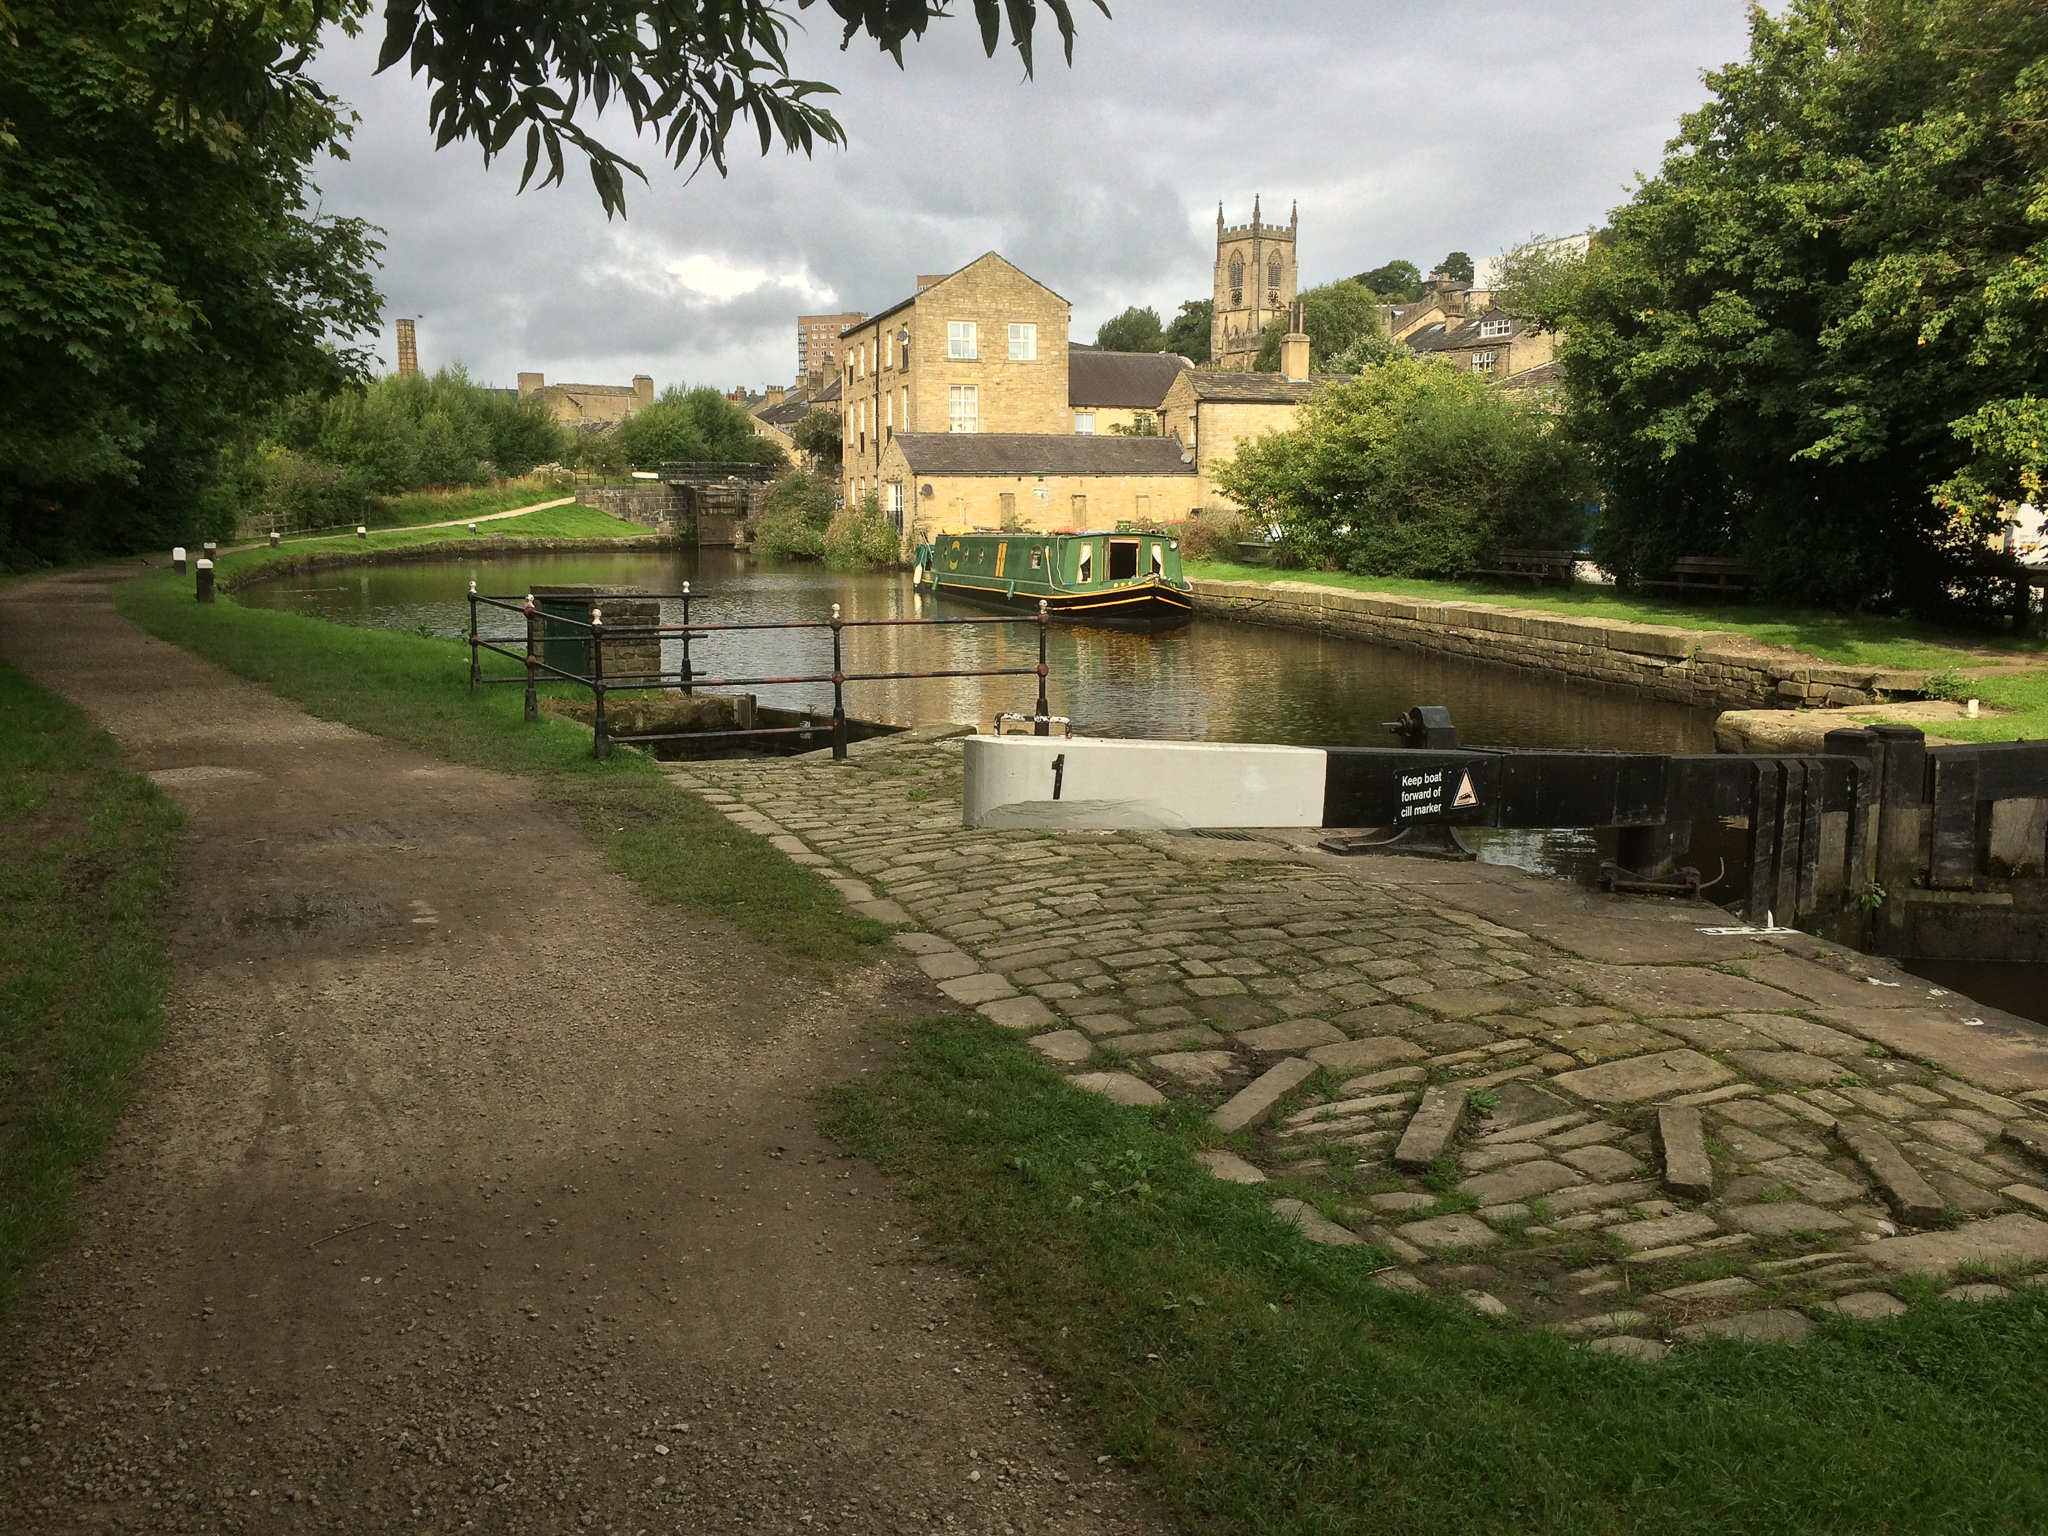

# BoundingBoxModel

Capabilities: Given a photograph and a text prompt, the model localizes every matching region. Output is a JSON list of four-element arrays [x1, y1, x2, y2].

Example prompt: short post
[[591, 605, 609, 760], [467, 580, 480, 690], [194, 558, 215, 604], [523, 593, 539, 723], [829, 602, 848, 761], [269, 531, 281, 548], [202, 541, 218, 565], [172, 546, 186, 575], [1034, 600, 1051, 736], [468, 522, 478, 535], [679, 581, 693, 696], [356, 524, 367, 540]]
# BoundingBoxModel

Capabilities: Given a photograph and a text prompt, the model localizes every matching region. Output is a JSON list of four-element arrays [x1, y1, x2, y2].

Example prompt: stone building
[[1210, 197, 1298, 370], [751, 375, 842, 467], [1067, 348, 1191, 435], [1398, 305, 1555, 381], [516, 372, 655, 426], [878, 433, 1199, 537], [1160, 306, 1331, 508], [837, 254, 1073, 506]]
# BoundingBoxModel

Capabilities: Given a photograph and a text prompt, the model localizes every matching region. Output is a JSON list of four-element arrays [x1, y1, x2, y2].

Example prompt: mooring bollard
[[356, 525, 367, 540], [468, 522, 478, 535], [172, 546, 187, 575], [201, 541, 218, 570], [195, 558, 215, 604], [523, 593, 540, 723], [829, 602, 848, 761], [1035, 599, 1051, 736], [590, 605, 610, 760], [269, 531, 280, 548]]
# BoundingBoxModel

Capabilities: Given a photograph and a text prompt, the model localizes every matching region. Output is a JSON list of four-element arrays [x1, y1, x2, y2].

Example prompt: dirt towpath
[[0, 570, 1162, 1536]]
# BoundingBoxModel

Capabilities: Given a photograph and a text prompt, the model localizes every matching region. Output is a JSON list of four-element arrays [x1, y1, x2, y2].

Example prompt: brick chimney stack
[[1280, 301, 1310, 381], [396, 318, 419, 378]]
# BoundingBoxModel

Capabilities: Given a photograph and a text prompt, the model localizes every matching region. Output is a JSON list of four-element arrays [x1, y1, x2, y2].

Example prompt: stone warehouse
[[879, 433, 1200, 537]]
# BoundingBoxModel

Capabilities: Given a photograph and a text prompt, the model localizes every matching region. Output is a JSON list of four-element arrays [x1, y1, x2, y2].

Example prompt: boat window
[[1077, 543, 1093, 583], [1108, 539, 1139, 580], [1150, 542, 1165, 577], [1030, 548, 1043, 571]]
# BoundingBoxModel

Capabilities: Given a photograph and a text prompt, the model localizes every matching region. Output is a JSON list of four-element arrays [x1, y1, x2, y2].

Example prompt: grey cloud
[[312, 0, 1750, 390]]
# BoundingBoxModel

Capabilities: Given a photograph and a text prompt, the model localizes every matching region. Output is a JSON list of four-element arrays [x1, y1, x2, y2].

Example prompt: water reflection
[[239, 549, 1726, 886]]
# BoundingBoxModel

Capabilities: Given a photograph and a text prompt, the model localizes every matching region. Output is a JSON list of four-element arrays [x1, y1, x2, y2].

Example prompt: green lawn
[[368, 479, 573, 530], [219, 503, 647, 583], [114, 568, 887, 969], [1185, 559, 2047, 671], [0, 658, 180, 1319], [828, 1016, 2048, 1536]]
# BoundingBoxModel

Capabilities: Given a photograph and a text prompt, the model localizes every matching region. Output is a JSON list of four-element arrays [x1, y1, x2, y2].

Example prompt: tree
[[616, 386, 783, 467], [1160, 299, 1213, 363], [1095, 307, 1165, 352], [1252, 282, 1383, 371], [1436, 251, 1475, 285], [1105, 414, 1160, 437], [792, 409, 844, 467], [1526, 0, 2048, 613], [1213, 357, 1592, 578], [1353, 261, 1422, 302]]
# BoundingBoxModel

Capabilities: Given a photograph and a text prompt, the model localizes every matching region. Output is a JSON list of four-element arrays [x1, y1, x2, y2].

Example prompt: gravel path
[[0, 569, 1163, 1536]]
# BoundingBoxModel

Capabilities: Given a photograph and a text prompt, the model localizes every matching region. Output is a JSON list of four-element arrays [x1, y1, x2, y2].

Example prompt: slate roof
[[892, 433, 1197, 479], [1402, 308, 1525, 356], [1176, 372, 1343, 404], [1068, 350, 1192, 409], [753, 375, 841, 427]]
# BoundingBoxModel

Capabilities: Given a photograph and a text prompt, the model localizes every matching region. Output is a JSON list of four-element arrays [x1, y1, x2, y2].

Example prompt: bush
[[1213, 356, 1593, 579], [822, 493, 903, 570], [1172, 509, 1251, 562], [615, 385, 785, 470], [246, 446, 371, 533], [272, 367, 568, 495], [755, 471, 836, 560]]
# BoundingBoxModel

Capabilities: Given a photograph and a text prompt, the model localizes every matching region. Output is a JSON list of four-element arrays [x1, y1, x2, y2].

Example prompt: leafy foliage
[[823, 491, 902, 570], [1105, 414, 1161, 437], [1095, 306, 1165, 352], [271, 367, 569, 495], [376, 0, 1109, 216], [614, 386, 784, 469], [1525, 0, 2048, 613], [1160, 299, 1213, 363], [1214, 358, 1594, 578], [792, 408, 844, 466], [1353, 260, 1423, 302], [1253, 281, 1382, 372], [754, 470, 836, 559], [1435, 251, 1475, 285]]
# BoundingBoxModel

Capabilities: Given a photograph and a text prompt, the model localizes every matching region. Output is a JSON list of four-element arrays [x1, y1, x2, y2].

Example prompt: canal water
[[237, 548, 1747, 899]]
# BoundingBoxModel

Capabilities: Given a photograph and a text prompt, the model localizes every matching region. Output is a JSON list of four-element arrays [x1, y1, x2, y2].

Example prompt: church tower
[[1211, 196, 1298, 370]]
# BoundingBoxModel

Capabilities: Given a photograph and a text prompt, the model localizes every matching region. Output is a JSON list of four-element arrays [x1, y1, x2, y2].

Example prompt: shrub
[[822, 492, 903, 570], [755, 471, 836, 560], [1173, 509, 1251, 562], [249, 446, 370, 533]]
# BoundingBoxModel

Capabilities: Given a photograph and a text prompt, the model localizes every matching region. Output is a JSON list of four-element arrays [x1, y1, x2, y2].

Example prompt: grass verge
[[1184, 559, 2047, 670], [113, 568, 887, 969], [369, 479, 572, 530], [0, 658, 180, 1319], [827, 1015, 2048, 1535], [227, 502, 643, 578]]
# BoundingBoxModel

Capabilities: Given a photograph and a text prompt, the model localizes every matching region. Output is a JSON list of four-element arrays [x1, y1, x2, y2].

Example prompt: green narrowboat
[[912, 529, 1195, 629]]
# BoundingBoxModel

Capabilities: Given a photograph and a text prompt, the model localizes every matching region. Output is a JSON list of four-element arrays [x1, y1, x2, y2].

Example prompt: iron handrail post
[[829, 602, 848, 760], [468, 581, 480, 690], [680, 581, 694, 696], [522, 593, 539, 723], [591, 605, 610, 760], [1035, 599, 1050, 736]]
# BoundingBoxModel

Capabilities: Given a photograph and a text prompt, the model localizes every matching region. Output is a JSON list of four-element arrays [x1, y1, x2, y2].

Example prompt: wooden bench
[[1468, 548, 1579, 588], [1642, 555, 1756, 599]]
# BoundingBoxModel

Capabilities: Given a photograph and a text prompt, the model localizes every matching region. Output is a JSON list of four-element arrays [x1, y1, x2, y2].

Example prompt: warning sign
[[1452, 771, 1479, 809], [1396, 769, 1448, 822]]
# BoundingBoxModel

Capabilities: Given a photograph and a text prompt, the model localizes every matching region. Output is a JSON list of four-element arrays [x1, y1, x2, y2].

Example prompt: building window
[[948, 385, 978, 432], [886, 481, 904, 529], [1077, 543, 1093, 583], [947, 322, 977, 360], [1008, 323, 1037, 361], [1479, 317, 1512, 338], [886, 393, 893, 429], [1471, 351, 1498, 372], [901, 387, 909, 429], [898, 328, 910, 369], [1074, 412, 1095, 435], [883, 333, 892, 368], [1229, 257, 1243, 291]]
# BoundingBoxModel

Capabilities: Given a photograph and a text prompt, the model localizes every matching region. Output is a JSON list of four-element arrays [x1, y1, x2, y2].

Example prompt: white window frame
[[1479, 317, 1512, 338], [1073, 411, 1095, 435], [1008, 323, 1037, 361], [1471, 350, 1498, 372], [947, 322, 978, 360], [948, 384, 978, 433]]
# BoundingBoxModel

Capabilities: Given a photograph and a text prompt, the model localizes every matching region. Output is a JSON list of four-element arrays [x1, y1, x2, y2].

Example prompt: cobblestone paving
[[672, 731, 2048, 1361]]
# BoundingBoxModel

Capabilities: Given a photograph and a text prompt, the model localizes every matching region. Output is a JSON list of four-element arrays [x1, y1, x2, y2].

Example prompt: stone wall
[[1191, 577, 1932, 711], [574, 484, 689, 533]]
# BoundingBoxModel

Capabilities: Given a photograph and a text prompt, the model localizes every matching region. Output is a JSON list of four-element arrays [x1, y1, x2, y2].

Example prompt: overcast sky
[[311, 1, 1753, 393]]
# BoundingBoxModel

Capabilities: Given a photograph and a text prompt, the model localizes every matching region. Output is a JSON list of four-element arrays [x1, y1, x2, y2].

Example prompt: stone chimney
[[916, 273, 948, 292], [632, 375, 655, 409], [396, 318, 419, 378], [1280, 302, 1310, 381], [764, 385, 785, 408], [517, 371, 544, 398]]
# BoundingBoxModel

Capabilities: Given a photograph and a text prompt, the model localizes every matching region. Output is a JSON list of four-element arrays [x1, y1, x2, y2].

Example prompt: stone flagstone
[[1656, 1105, 1713, 1199], [1392, 1084, 1467, 1171], [1861, 1213, 2048, 1277], [1067, 1072, 1166, 1108], [1554, 1050, 1735, 1105], [1837, 1122, 1944, 1225], [1026, 1029, 1094, 1064], [1211, 1057, 1317, 1133], [1395, 1213, 1499, 1252], [1270, 1198, 1363, 1246], [1195, 1149, 1267, 1184]]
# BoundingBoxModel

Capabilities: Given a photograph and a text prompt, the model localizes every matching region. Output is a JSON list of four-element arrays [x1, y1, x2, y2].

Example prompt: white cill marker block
[[961, 735, 1327, 830]]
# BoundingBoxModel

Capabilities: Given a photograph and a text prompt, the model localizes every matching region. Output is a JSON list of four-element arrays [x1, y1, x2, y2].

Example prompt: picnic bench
[[1642, 555, 1755, 599], [1468, 548, 1580, 588]]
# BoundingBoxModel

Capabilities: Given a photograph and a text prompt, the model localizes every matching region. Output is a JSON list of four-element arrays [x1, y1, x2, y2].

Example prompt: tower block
[[1211, 197, 1298, 371]]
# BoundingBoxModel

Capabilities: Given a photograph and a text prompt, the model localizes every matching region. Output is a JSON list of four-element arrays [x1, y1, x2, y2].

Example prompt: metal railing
[[465, 583, 1054, 759]]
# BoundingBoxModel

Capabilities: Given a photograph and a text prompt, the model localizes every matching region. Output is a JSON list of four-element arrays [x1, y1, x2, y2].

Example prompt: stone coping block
[[1212, 1057, 1317, 1133], [1810, 1006, 2048, 1094], [1860, 1213, 2048, 1277], [1555, 964, 1803, 1018]]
